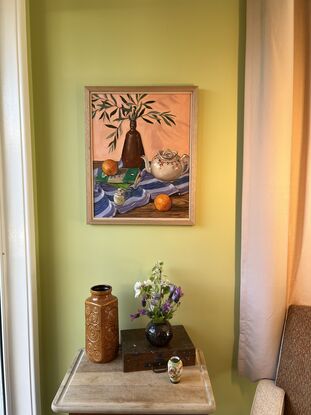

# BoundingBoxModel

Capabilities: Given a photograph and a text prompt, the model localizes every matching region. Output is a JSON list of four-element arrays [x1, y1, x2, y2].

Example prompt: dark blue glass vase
[[145, 320, 173, 347]]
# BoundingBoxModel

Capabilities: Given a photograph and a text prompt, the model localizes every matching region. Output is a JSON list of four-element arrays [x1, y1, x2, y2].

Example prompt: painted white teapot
[[141, 149, 190, 182]]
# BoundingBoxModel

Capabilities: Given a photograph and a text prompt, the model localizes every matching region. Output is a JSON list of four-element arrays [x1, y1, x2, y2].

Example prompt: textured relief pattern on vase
[[102, 303, 119, 361], [85, 304, 102, 362]]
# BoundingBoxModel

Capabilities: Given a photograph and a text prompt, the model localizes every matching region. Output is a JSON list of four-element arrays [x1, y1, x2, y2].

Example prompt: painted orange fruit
[[154, 194, 172, 212], [102, 159, 118, 176]]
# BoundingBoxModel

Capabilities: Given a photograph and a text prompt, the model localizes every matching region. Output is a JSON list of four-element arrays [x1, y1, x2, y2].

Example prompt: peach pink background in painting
[[92, 93, 191, 161]]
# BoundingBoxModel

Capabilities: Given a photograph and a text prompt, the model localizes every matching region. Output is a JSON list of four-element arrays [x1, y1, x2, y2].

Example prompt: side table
[[51, 348, 216, 414]]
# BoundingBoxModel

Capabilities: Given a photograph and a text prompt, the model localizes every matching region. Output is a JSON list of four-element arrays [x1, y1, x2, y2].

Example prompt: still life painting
[[85, 86, 197, 225]]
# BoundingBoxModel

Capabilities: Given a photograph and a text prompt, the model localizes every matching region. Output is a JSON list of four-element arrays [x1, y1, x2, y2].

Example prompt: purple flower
[[172, 287, 183, 303], [151, 294, 161, 305], [130, 309, 147, 320], [162, 300, 171, 314], [169, 284, 177, 299], [130, 312, 140, 320]]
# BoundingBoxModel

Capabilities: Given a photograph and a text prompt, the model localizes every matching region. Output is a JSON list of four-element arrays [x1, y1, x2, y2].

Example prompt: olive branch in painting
[[91, 93, 176, 152]]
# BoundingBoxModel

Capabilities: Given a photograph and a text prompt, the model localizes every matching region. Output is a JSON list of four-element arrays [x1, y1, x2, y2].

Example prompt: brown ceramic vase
[[121, 119, 145, 169], [85, 284, 119, 363]]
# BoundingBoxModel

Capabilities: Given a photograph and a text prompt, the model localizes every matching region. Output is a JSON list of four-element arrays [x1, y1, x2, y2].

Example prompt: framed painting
[[85, 86, 197, 225]]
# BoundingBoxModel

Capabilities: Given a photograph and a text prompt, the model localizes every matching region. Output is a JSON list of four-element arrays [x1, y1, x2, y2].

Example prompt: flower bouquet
[[130, 261, 183, 346]]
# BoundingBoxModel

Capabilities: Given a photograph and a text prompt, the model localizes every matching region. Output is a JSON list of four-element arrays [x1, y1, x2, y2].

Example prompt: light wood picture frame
[[85, 86, 197, 225]]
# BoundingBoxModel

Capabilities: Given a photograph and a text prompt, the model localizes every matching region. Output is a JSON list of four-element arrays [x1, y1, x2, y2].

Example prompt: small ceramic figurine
[[167, 356, 183, 384], [113, 188, 125, 205], [141, 149, 190, 182]]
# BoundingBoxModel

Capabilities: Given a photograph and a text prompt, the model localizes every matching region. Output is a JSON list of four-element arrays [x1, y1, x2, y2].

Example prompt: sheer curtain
[[239, 0, 311, 381]]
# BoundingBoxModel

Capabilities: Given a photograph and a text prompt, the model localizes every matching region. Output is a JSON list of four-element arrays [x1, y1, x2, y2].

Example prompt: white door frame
[[0, 0, 41, 414]]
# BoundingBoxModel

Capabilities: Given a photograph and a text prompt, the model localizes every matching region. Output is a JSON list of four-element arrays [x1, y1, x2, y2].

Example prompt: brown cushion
[[276, 305, 311, 415]]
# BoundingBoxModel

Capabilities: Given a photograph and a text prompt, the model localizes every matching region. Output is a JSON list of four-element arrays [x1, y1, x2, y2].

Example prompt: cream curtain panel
[[239, 0, 311, 381]]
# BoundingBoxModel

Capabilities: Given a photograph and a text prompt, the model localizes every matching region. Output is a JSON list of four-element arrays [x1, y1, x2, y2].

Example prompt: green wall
[[28, 0, 255, 413]]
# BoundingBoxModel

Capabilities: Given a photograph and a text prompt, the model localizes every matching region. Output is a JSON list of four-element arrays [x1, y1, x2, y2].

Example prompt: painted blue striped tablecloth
[[94, 168, 189, 218]]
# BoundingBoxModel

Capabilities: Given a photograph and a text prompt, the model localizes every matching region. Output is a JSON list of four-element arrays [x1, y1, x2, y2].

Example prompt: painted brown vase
[[85, 284, 119, 363], [121, 119, 145, 170]]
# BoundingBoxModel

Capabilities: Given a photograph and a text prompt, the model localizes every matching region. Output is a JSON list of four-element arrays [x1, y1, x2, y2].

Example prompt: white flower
[[161, 276, 171, 287], [134, 281, 142, 298], [143, 279, 153, 286]]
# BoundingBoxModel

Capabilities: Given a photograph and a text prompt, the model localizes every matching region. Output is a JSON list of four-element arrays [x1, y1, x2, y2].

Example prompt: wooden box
[[121, 325, 195, 372]]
